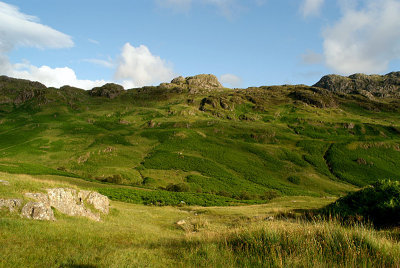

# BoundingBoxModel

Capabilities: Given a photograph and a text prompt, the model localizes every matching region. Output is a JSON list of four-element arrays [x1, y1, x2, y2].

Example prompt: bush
[[260, 191, 280, 200], [142, 177, 156, 185], [166, 183, 190, 192], [287, 175, 301, 185], [321, 180, 400, 227], [103, 174, 123, 184]]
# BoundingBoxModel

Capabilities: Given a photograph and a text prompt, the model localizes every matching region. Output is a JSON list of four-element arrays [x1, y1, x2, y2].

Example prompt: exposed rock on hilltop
[[314, 72, 400, 98], [0, 75, 47, 104], [160, 74, 224, 93], [90, 83, 124, 99], [185, 74, 223, 89]]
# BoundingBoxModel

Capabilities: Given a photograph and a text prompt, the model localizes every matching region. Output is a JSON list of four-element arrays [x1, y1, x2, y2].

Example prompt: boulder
[[163, 74, 224, 93], [90, 83, 124, 99], [46, 188, 101, 221], [21, 202, 55, 221], [0, 198, 22, 212], [0, 180, 9, 185], [24, 188, 109, 221], [186, 74, 223, 89], [78, 190, 109, 214], [171, 76, 186, 85]]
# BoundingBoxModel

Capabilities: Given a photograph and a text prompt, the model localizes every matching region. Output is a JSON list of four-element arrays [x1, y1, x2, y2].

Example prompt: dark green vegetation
[[1, 73, 400, 205], [322, 180, 400, 227]]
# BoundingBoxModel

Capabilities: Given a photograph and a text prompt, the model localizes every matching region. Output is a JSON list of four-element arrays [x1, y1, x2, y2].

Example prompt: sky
[[0, 0, 400, 89]]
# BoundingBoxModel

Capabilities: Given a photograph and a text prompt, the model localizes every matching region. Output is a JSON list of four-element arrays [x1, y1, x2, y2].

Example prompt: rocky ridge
[[160, 74, 224, 93], [314, 72, 400, 98]]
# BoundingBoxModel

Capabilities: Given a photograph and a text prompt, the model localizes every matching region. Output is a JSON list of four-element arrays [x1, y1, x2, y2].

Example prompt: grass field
[[1, 173, 399, 267]]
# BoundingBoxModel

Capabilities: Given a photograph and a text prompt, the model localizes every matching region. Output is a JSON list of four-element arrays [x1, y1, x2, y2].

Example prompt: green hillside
[[1, 74, 400, 204]]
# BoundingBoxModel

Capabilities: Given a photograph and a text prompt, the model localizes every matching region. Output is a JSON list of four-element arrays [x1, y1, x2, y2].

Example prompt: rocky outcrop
[[0, 198, 22, 212], [24, 188, 109, 221], [185, 74, 223, 89], [90, 83, 124, 99], [314, 72, 400, 98], [160, 74, 224, 93], [21, 202, 55, 221], [0, 76, 47, 104]]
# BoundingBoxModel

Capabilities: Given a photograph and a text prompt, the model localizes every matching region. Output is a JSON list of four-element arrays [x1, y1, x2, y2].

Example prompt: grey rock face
[[21, 202, 55, 221], [90, 83, 124, 99], [171, 76, 186, 85], [186, 74, 223, 89], [164, 74, 224, 93], [314, 72, 400, 98], [23, 188, 109, 221], [0, 198, 22, 212], [79, 190, 110, 214]]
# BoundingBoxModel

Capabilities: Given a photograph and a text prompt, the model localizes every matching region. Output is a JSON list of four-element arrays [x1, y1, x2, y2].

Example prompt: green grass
[[1, 173, 398, 267], [1, 78, 400, 202]]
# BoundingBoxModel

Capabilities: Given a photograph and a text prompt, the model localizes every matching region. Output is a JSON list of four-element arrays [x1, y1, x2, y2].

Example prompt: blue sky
[[1, 0, 400, 89]]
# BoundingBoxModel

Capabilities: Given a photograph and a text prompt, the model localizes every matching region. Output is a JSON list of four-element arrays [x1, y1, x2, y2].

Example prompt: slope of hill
[[1, 73, 400, 204]]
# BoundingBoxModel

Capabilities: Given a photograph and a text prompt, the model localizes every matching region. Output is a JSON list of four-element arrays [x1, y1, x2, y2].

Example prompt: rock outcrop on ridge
[[160, 74, 224, 93], [313, 72, 400, 98]]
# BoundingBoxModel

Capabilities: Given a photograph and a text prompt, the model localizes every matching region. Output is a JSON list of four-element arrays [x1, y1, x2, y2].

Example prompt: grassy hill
[[1, 74, 400, 204], [1, 73, 400, 267]]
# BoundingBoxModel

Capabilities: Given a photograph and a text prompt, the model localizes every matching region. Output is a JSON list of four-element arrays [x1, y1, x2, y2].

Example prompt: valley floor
[[1, 173, 399, 267]]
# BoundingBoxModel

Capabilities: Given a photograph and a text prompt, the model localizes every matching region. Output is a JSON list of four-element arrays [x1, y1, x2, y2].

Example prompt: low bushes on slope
[[321, 180, 400, 227]]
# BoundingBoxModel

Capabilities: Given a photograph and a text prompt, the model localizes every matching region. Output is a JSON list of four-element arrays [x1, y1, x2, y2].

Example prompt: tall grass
[[176, 220, 400, 267]]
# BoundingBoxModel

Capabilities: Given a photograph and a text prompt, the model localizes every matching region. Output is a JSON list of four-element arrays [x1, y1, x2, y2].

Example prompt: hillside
[[1, 73, 400, 204]]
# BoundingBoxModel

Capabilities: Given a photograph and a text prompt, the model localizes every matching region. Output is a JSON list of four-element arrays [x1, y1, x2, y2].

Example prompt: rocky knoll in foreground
[[1, 187, 109, 221], [314, 72, 400, 98]]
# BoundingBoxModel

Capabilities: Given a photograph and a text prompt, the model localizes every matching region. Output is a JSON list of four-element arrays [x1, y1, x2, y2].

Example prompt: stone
[[186, 74, 223, 89], [46, 188, 101, 221], [21, 202, 55, 221], [0, 198, 22, 212], [90, 83, 124, 99], [171, 76, 186, 84], [314, 72, 400, 98], [24, 188, 110, 221], [176, 220, 186, 225], [79, 190, 110, 214], [0, 180, 9, 185]]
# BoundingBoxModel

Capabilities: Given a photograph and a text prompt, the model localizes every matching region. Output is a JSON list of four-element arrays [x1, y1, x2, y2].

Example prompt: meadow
[[1, 172, 399, 267]]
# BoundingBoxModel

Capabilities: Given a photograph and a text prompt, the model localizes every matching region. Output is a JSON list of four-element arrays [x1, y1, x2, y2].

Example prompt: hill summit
[[314, 72, 400, 98]]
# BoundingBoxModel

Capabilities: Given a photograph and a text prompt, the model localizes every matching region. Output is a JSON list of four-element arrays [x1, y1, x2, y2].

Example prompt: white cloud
[[323, 0, 400, 74], [0, 2, 109, 90], [0, 2, 73, 52], [301, 50, 324, 65], [88, 38, 100, 45], [300, 0, 325, 17], [9, 61, 108, 89], [83, 58, 114, 69], [114, 43, 175, 88], [220, 73, 242, 88]]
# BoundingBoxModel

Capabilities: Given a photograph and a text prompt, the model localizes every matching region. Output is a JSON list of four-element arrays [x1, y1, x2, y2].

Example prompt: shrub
[[321, 180, 400, 227], [103, 174, 123, 184], [287, 175, 301, 185], [142, 177, 156, 185], [166, 183, 190, 192]]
